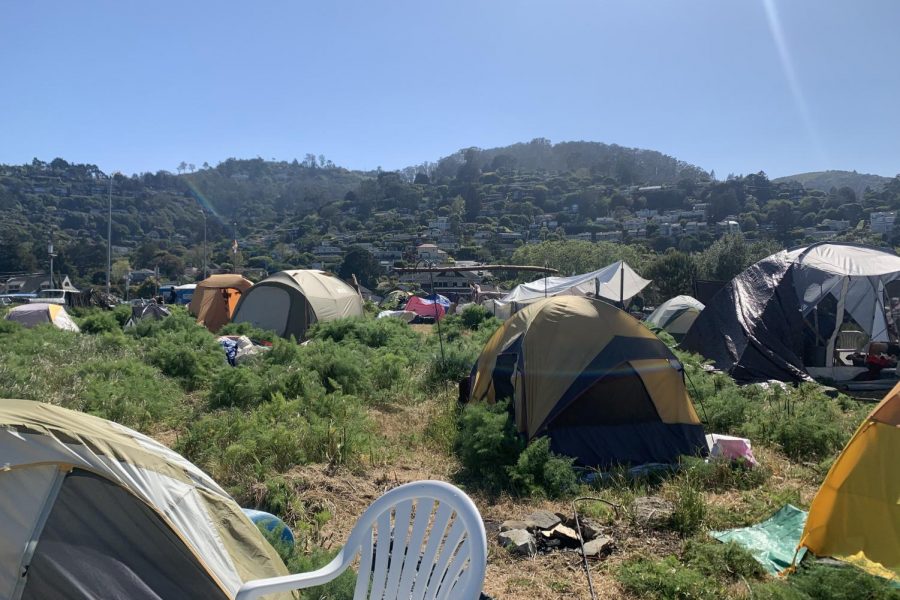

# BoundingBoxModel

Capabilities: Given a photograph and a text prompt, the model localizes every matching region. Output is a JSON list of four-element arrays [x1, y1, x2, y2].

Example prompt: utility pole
[[47, 240, 56, 290], [106, 173, 113, 295], [201, 209, 208, 279], [232, 221, 239, 273]]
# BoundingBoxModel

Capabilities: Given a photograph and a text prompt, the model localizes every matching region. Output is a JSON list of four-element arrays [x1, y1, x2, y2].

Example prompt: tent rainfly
[[800, 381, 899, 581], [5, 303, 80, 332], [645, 295, 705, 341], [231, 270, 364, 339], [497, 261, 650, 313], [189, 274, 254, 332], [683, 242, 900, 382], [0, 399, 291, 599], [468, 296, 706, 467]]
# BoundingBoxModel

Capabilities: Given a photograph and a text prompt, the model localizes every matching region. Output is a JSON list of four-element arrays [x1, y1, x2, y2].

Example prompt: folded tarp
[[498, 261, 650, 308], [711, 504, 808, 575]]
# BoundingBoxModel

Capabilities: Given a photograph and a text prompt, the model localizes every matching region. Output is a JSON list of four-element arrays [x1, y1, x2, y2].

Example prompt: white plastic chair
[[235, 480, 488, 600]]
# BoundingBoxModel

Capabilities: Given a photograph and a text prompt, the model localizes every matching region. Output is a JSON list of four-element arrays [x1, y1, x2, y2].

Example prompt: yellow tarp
[[800, 382, 900, 581]]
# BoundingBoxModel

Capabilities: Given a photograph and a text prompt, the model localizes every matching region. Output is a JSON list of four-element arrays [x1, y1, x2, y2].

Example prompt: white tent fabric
[[5, 303, 80, 332], [498, 261, 650, 309], [787, 244, 900, 345], [646, 295, 705, 336]]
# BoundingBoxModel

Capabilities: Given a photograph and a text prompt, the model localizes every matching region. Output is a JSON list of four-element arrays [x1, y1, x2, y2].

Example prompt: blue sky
[[2, 1, 898, 178]]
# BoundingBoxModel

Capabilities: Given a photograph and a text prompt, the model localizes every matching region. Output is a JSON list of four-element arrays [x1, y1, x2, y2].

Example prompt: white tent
[[498, 261, 650, 312], [5, 303, 80, 332], [645, 295, 705, 340]]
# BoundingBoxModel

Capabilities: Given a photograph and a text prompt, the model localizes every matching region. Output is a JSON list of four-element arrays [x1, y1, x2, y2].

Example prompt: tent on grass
[[683, 242, 900, 382], [645, 295, 705, 341], [189, 274, 253, 332], [0, 399, 291, 599], [497, 261, 650, 314], [124, 302, 171, 328], [5, 303, 80, 332], [800, 382, 900, 581], [406, 294, 450, 321], [468, 296, 706, 467], [232, 269, 364, 339]]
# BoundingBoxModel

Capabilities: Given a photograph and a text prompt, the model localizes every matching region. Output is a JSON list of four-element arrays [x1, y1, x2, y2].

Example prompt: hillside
[[774, 170, 892, 197]]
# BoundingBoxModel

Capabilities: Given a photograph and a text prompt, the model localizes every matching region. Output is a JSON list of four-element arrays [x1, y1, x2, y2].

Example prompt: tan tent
[[189, 274, 253, 332], [5, 303, 80, 332], [0, 399, 291, 599], [232, 270, 364, 339], [469, 296, 706, 467]]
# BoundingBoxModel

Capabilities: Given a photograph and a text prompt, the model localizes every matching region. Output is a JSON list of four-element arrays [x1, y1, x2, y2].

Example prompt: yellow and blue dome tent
[[468, 296, 706, 467], [800, 383, 900, 582]]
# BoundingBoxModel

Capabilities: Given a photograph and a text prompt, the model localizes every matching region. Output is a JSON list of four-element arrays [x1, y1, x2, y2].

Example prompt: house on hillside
[[416, 243, 449, 264], [3, 273, 78, 294]]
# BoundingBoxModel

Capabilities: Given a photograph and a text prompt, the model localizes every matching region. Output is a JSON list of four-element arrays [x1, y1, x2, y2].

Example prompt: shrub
[[616, 556, 721, 600], [682, 539, 766, 581], [260, 526, 355, 600], [508, 436, 579, 499], [79, 311, 121, 334], [218, 321, 277, 343], [208, 366, 267, 409], [145, 327, 226, 391], [679, 455, 769, 492], [788, 563, 900, 600], [454, 401, 524, 492], [70, 358, 185, 431], [669, 473, 706, 536], [297, 340, 369, 395], [459, 304, 493, 330], [367, 352, 409, 392], [425, 344, 476, 390]]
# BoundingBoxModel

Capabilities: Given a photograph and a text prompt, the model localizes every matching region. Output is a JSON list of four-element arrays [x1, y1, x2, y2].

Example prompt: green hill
[[773, 170, 892, 197]]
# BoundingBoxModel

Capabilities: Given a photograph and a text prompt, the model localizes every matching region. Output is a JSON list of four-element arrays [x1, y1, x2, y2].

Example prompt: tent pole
[[620, 261, 625, 308]]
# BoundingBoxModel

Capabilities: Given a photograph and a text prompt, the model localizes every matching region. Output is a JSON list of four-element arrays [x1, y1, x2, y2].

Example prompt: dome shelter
[[645, 295, 704, 341], [189, 274, 254, 332], [468, 296, 706, 468], [0, 400, 291, 599], [232, 270, 364, 339]]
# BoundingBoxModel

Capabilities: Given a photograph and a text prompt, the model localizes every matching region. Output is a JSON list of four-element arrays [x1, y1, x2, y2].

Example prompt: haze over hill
[[773, 170, 892, 198]]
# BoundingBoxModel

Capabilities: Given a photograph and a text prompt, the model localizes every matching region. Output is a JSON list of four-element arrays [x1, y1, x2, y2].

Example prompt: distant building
[[716, 219, 741, 235], [871, 212, 896, 234], [416, 243, 449, 263], [3, 273, 77, 294]]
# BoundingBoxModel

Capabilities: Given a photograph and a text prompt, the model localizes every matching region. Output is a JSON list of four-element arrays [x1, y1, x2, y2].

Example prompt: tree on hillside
[[647, 250, 697, 301], [177, 161, 187, 175], [338, 246, 381, 289], [511, 240, 649, 278]]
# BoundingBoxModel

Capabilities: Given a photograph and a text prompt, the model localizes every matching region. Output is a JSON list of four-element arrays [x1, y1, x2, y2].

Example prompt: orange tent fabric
[[188, 274, 253, 332]]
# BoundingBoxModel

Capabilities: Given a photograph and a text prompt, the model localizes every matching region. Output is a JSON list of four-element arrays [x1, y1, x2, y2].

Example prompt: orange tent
[[188, 274, 253, 332]]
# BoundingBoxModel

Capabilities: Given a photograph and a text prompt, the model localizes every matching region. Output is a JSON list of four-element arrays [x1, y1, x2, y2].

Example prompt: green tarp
[[711, 504, 808, 575]]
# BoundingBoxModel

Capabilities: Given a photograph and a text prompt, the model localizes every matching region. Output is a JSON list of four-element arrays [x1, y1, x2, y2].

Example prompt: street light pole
[[201, 209, 208, 279], [106, 173, 113, 295], [47, 241, 55, 290]]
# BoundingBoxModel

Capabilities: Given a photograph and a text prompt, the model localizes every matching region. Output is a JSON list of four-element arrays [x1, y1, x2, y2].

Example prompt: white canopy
[[499, 261, 650, 308], [786, 244, 900, 345]]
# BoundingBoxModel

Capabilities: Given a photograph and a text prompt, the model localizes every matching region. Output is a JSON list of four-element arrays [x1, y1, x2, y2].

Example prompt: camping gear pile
[[217, 335, 270, 366], [0, 400, 292, 599], [232, 270, 364, 339], [5, 303, 80, 332], [467, 296, 706, 468]]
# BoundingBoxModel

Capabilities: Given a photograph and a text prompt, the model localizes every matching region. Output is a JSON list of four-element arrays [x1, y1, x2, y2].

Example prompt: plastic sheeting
[[712, 505, 808, 575], [498, 261, 650, 309]]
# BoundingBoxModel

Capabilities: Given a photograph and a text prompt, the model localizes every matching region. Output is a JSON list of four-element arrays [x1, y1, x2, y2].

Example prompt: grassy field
[[0, 304, 896, 599]]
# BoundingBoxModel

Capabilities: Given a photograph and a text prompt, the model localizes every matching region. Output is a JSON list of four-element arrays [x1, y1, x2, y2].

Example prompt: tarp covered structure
[[683, 243, 900, 382], [125, 302, 171, 328], [645, 295, 704, 341], [468, 296, 706, 467], [232, 269, 364, 339], [189, 274, 253, 332], [5, 303, 80, 332], [800, 382, 900, 581], [406, 294, 449, 321], [497, 261, 650, 312], [0, 400, 291, 600]]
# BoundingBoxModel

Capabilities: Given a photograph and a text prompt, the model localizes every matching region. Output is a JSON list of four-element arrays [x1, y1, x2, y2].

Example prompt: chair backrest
[[341, 480, 487, 600], [837, 330, 867, 351]]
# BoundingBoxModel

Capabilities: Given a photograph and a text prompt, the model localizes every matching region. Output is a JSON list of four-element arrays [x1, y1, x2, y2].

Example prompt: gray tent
[[232, 270, 364, 339]]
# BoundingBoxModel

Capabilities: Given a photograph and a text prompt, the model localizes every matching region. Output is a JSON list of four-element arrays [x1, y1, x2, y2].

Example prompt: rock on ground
[[524, 509, 561, 531], [581, 536, 613, 557], [632, 496, 675, 529], [498, 529, 536, 556], [499, 519, 529, 532]]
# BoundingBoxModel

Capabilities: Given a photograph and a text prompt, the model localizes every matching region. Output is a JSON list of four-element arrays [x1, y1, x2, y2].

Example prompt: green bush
[[70, 358, 185, 431], [669, 473, 706, 537], [297, 340, 369, 395], [218, 321, 277, 343], [424, 344, 476, 389], [788, 563, 900, 600], [179, 393, 371, 496], [508, 436, 579, 499], [79, 311, 121, 334], [679, 455, 769, 492], [454, 401, 524, 492], [459, 304, 493, 330], [682, 539, 766, 581], [260, 527, 355, 600], [208, 366, 267, 409], [309, 317, 422, 358], [145, 327, 226, 391], [617, 556, 721, 600]]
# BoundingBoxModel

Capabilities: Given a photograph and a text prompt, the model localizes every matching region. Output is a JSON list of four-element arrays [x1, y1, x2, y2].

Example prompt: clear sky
[[2, 0, 898, 179]]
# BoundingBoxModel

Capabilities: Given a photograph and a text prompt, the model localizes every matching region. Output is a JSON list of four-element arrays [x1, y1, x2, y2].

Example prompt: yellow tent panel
[[800, 382, 900, 581]]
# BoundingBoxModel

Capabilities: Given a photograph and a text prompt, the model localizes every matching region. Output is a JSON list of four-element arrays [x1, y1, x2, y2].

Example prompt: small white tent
[[5, 303, 80, 332], [645, 295, 704, 341], [497, 261, 650, 313]]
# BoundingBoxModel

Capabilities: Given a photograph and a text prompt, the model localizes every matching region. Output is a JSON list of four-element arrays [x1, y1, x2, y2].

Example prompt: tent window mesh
[[549, 363, 660, 428]]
